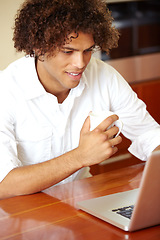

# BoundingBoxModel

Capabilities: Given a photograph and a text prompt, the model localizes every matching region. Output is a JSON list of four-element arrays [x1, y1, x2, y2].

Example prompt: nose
[[72, 52, 86, 69]]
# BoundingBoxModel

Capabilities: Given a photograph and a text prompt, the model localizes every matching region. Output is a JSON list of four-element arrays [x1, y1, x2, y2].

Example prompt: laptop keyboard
[[112, 205, 134, 219]]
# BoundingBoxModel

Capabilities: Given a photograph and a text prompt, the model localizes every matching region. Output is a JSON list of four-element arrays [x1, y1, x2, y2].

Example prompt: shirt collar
[[16, 56, 46, 100]]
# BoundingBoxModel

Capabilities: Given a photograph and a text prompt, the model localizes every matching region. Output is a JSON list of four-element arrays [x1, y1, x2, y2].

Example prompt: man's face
[[36, 32, 95, 98]]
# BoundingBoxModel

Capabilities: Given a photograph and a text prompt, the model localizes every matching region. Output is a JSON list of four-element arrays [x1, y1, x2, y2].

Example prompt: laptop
[[77, 150, 160, 232]]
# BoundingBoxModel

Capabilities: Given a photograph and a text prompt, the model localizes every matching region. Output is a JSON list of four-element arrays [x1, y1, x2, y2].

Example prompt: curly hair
[[13, 0, 119, 58]]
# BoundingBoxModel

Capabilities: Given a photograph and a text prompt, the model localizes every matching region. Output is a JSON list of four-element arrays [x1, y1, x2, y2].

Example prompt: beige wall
[[0, 0, 25, 70]]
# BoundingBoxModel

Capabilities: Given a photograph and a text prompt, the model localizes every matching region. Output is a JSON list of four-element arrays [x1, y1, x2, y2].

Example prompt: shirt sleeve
[[105, 65, 160, 161], [0, 77, 23, 182], [0, 133, 22, 182]]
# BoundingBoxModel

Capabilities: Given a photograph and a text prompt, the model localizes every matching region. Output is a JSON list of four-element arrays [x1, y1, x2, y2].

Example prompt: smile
[[66, 71, 83, 81], [68, 72, 82, 76], [70, 73, 80, 76]]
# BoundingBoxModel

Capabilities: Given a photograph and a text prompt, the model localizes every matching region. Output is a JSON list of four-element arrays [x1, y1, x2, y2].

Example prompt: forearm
[[0, 148, 82, 199]]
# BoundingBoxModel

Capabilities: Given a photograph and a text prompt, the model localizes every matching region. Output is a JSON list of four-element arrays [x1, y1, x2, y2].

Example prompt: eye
[[84, 47, 95, 53], [62, 50, 73, 54], [86, 49, 92, 52]]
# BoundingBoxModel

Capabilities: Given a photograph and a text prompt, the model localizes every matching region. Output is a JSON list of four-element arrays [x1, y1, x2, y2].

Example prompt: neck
[[35, 58, 70, 103], [55, 90, 70, 103]]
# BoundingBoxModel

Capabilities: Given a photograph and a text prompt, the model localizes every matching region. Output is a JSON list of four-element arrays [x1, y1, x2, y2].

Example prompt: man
[[0, 0, 160, 199]]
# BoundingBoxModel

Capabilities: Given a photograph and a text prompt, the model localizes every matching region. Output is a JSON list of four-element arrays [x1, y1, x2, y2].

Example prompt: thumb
[[81, 116, 90, 135]]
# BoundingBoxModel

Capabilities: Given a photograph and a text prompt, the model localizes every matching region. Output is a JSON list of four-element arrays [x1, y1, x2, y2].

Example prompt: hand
[[77, 114, 122, 167]]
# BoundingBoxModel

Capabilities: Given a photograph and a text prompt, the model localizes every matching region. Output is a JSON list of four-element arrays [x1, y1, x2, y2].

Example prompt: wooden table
[[0, 163, 160, 240]]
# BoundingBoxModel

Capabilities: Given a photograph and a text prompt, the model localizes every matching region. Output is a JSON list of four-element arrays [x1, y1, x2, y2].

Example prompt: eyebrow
[[62, 44, 95, 52]]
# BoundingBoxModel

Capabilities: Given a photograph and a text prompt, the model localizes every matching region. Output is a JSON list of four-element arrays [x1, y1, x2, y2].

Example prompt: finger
[[109, 135, 122, 147], [80, 116, 90, 135], [95, 114, 119, 132], [105, 125, 120, 139]]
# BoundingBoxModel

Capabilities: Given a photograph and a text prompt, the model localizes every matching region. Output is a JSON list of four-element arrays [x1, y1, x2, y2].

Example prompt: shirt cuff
[[128, 128, 160, 161]]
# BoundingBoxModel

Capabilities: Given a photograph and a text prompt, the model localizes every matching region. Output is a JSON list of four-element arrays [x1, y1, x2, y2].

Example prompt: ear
[[34, 49, 45, 61]]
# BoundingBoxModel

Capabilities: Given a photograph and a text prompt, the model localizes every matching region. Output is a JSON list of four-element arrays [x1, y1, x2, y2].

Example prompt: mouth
[[69, 72, 81, 76], [66, 71, 83, 80]]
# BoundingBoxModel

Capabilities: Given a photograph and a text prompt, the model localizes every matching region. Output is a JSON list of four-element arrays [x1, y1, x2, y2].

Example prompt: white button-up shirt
[[0, 56, 160, 183]]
